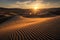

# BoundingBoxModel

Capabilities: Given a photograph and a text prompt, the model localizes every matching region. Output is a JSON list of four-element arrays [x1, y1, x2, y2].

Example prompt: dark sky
[[0, 0, 60, 8], [0, 0, 60, 3]]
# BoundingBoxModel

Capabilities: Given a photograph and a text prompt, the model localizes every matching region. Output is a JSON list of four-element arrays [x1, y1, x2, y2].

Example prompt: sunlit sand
[[0, 16, 53, 33]]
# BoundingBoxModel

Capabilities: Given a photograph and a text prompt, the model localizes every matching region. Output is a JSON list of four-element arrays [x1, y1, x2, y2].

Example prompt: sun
[[31, 4, 40, 12], [33, 4, 39, 10], [30, 3, 40, 15], [31, 3, 40, 12], [34, 6, 38, 10]]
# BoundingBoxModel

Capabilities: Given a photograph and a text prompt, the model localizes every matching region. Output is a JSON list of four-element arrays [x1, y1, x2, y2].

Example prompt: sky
[[0, 0, 60, 9]]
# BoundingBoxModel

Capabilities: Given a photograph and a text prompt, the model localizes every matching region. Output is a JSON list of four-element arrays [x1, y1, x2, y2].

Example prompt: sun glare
[[34, 6, 38, 10], [33, 4, 39, 10], [30, 2, 41, 15], [31, 4, 40, 14]]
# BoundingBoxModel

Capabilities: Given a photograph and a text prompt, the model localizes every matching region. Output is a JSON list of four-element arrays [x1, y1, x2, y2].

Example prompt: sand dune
[[0, 16, 60, 40]]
